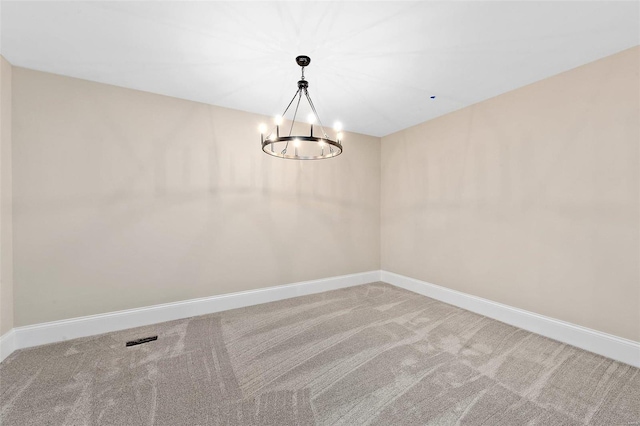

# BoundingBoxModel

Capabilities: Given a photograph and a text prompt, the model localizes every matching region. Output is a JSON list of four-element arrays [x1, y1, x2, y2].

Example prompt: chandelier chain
[[289, 90, 303, 137], [281, 90, 303, 155], [304, 89, 329, 139], [280, 88, 301, 124]]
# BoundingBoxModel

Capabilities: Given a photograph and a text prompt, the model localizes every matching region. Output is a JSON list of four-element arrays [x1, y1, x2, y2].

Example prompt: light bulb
[[333, 122, 343, 132], [275, 115, 283, 125], [337, 132, 344, 141], [258, 123, 267, 134], [318, 140, 326, 147], [294, 139, 300, 147], [307, 113, 316, 124]]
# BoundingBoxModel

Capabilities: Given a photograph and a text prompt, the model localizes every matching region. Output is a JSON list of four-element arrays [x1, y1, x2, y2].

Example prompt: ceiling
[[1, 1, 638, 137]]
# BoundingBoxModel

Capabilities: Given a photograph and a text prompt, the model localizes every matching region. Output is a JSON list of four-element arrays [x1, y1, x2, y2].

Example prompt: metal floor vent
[[126, 336, 158, 347]]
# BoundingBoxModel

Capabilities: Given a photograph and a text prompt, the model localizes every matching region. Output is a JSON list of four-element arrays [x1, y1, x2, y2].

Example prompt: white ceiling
[[1, 1, 638, 137]]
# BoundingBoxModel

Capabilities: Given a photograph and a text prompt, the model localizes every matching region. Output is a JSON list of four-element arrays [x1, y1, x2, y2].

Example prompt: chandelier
[[259, 55, 343, 160]]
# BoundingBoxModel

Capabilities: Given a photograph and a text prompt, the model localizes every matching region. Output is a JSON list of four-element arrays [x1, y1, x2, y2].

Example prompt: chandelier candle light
[[259, 55, 343, 160]]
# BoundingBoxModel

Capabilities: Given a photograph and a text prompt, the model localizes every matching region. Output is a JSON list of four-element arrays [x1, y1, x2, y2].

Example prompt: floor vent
[[125, 336, 158, 347]]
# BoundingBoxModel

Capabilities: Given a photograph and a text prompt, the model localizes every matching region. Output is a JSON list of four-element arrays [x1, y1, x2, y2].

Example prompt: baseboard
[[381, 270, 640, 368], [0, 270, 382, 363], [0, 329, 16, 362], [3, 270, 637, 368]]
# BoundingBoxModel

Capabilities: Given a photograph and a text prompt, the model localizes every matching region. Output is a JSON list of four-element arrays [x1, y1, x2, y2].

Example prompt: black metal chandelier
[[259, 55, 343, 160]]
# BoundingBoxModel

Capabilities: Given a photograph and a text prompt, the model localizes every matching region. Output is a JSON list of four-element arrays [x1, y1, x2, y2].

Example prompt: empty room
[[0, 1, 638, 425]]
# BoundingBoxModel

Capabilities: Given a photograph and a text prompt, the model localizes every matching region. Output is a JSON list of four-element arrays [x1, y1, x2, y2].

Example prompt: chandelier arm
[[288, 90, 303, 137], [277, 89, 300, 153], [280, 88, 301, 121], [304, 89, 329, 138], [281, 90, 303, 155]]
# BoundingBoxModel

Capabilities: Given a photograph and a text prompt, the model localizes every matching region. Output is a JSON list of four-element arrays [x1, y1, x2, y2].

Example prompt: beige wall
[[0, 56, 14, 335], [382, 47, 640, 341], [6, 47, 639, 343], [12, 68, 381, 326]]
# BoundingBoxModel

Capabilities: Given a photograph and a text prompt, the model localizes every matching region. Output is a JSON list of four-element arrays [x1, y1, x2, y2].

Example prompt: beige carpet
[[1, 282, 638, 425]]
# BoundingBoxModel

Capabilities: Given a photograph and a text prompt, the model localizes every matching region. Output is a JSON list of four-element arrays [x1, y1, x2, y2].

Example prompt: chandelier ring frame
[[262, 136, 342, 160]]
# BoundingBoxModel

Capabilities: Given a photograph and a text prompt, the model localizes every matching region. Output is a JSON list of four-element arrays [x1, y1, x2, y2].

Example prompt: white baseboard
[[381, 270, 640, 368], [0, 270, 381, 362], [2, 269, 637, 369], [0, 329, 16, 362]]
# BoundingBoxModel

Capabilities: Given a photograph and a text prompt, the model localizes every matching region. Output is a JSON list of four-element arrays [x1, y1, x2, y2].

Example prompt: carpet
[[1, 282, 638, 425]]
